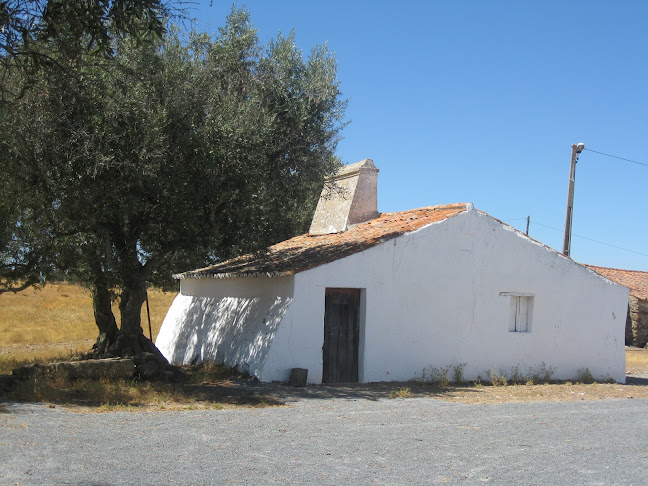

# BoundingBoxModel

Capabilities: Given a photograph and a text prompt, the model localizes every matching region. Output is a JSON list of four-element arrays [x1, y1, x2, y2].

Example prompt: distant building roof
[[587, 265, 648, 300], [176, 203, 470, 279]]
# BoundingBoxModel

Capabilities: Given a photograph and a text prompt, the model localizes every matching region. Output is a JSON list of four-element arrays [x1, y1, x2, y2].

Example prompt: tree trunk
[[115, 281, 147, 355], [88, 255, 118, 357], [87, 272, 174, 379], [89, 237, 169, 374], [108, 274, 167, 362], [91, 281, 118, 356]]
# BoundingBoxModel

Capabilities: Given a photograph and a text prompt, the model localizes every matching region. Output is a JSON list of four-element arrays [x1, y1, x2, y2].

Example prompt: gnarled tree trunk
[[88, 255, 118, 357], [91, 281, 118, 356], [112, 278, 164, 359]]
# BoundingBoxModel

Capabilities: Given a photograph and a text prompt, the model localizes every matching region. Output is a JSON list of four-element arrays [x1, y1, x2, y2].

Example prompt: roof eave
[[174, 270, 296, 280]]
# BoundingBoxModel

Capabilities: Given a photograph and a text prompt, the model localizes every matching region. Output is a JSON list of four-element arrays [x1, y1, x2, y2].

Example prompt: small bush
[[509, 365, 524, 385], [533, 363, 554, 384], [430, 367, 451, 387], [488, 369, 508, 387], [452, 363, 466, 384], [577, 368, 595, 384]]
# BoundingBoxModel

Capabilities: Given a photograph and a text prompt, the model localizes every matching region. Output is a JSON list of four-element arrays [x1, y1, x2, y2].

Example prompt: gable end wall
[[260, 209, 628, 383]]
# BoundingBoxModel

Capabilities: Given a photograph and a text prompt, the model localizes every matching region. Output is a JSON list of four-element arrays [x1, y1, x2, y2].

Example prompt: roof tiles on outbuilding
[[586, 265, 648, 301], [176, 203, 470, 279]]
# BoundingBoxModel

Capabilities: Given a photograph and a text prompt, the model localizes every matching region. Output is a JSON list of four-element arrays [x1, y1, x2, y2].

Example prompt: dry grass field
[[0, 282, 176, 373], [1, 283, 648, 410], [626, 347, 648, 374]]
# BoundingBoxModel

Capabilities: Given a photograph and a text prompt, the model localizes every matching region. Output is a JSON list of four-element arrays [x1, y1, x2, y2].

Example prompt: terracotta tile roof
[[586, 265, 648, 300], [176, 203, 470, 279]]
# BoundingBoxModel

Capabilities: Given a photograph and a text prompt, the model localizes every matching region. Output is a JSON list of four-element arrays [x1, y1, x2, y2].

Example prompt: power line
[[529, 221, 648, 258], [583, 148, 648, 168]]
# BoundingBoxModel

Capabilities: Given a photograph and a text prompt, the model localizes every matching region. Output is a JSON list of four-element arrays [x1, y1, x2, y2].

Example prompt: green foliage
[[0, 0, 170, 100], [0, 8, 346, 349]]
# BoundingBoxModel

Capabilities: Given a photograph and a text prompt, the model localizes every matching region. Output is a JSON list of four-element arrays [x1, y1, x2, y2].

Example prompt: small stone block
[[289, 368, 308, 387]]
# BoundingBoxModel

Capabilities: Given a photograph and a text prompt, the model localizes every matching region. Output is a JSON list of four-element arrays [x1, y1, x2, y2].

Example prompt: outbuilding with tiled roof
[[157, 159, 629, 384], [587, 265, 648, 347]]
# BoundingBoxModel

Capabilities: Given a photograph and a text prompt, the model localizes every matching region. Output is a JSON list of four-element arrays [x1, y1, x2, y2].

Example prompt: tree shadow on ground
[[0, 377, 476, 410], [4, 371, 647, 410]]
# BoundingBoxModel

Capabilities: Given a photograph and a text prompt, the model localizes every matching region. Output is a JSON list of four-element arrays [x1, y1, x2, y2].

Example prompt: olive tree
[[0, 8, 346, 359]]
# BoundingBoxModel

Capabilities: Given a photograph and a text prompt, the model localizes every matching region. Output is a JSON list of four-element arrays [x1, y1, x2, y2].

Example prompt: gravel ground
[[2, 396, 647, 485]]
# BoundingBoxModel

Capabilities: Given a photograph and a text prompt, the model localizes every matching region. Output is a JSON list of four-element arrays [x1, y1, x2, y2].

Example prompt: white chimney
[[309, 159, 379, 235]]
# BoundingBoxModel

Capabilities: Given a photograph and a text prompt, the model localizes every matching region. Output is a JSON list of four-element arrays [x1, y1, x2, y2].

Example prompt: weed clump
[[421, 363, 467, 386], [389, 387, 411, 399], [452, 363, 466, 384], [576, 368, 595, 384], [530, 363, 554, 385], [488, 369, 508, 387]]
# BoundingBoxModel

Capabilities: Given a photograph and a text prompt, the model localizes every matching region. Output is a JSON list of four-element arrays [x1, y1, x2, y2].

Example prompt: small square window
[[500, 292, 534, 333]]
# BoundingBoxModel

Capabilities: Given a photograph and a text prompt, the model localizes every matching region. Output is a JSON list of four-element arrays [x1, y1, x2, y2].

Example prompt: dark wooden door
[[323, 288, 360, 383]]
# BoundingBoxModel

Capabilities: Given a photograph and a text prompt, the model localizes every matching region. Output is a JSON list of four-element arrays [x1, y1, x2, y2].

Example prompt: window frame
[[500, 292, 534, 333]]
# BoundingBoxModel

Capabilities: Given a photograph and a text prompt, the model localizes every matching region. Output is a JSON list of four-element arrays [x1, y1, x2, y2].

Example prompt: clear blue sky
[[191, 1, 648, 271]]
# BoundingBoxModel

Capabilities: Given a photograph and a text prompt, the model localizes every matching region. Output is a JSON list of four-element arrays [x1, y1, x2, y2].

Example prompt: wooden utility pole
[[145, 291, 153, 341], [562, 143, 585, 257]]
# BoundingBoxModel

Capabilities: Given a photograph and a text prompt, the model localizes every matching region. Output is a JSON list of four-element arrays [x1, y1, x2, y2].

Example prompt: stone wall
[[627, 295, 648, 348]]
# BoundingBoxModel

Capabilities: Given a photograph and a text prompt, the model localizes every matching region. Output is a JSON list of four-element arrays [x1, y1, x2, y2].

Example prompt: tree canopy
[[1, 0, 171, 98], [0, 8, 346, 359]]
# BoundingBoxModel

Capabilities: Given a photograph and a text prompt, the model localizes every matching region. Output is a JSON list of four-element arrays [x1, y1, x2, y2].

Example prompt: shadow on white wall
[[158, 294, 293, 376]]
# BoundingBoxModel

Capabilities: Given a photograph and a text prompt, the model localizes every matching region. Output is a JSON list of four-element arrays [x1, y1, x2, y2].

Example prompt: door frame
[[322, 287, 365, 383]]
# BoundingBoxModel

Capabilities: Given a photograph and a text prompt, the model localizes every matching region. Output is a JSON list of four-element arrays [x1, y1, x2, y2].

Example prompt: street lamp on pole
[[562, 142, 585, 257]]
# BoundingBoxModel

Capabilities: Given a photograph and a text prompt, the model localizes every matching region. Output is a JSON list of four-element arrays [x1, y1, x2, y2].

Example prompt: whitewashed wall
[[259, 207, 628, 383], [156, 277, 294, 377]]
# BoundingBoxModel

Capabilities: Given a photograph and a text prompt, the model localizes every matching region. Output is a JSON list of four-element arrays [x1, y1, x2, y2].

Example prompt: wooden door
[[322, 288, 360, 383]]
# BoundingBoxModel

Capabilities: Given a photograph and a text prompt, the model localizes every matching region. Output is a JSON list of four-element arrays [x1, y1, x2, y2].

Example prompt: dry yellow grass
[[4, 365, 281, 412], [626, 347, 648, 373], [0, 282, 176, 346]]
